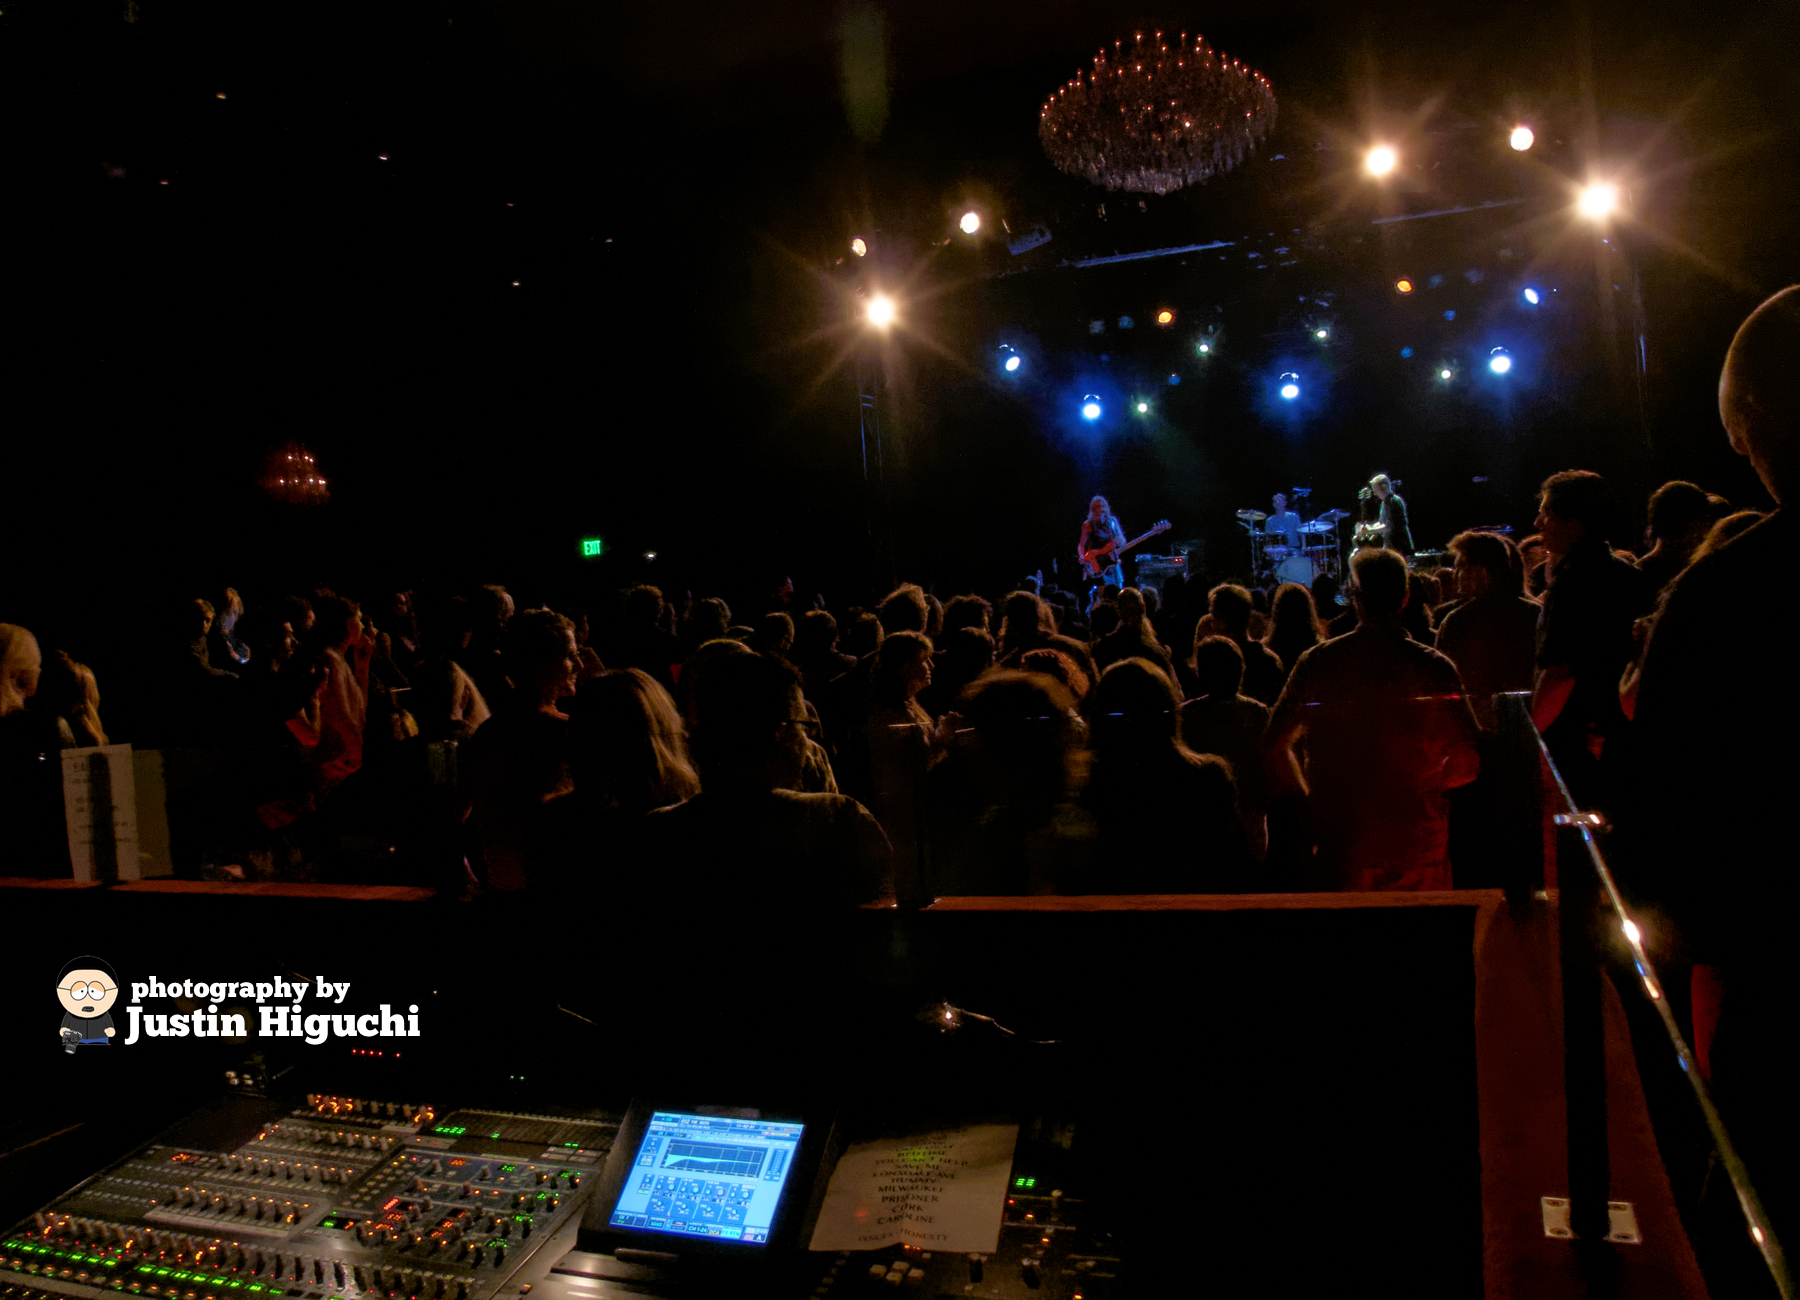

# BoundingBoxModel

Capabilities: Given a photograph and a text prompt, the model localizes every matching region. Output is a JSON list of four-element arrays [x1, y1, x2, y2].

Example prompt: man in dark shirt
[[1370, 474, 1414, 555], [1622, 286, 1799, 1276], [1529, 471, 1651, 805]]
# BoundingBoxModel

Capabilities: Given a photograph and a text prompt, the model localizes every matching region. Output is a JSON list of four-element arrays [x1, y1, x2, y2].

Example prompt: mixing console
[[1, 1098, 617, 1300]]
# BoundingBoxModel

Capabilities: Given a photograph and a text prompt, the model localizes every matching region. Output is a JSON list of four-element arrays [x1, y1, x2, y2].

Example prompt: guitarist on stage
[[1078, 496, 1129, 592]]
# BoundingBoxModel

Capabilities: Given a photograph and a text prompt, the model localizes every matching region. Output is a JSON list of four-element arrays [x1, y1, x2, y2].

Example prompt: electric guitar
[[1081, 520, 1171, 578]]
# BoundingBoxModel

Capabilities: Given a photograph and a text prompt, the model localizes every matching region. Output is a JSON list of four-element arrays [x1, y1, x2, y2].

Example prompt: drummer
[[1265, 493, 1303, 549]]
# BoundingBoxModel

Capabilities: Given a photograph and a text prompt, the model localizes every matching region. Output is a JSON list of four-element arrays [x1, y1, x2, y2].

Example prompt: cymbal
[[1298, 521, 1334, 534], [1315, 508, 1350, 522], [1236, 509, 1267, 521]]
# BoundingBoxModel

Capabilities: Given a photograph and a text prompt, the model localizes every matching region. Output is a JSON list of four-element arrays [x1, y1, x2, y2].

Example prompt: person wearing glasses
[[57, 956, 120, 1052]]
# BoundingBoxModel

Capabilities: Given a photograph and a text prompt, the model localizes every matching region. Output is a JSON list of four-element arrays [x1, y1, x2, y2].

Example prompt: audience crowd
[[0, 452, 1752, 907], [5, 287, 1795, 1297]]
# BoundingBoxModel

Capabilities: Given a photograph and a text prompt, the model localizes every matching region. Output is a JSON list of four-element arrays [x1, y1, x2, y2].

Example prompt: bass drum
[[1274, 554, 1318, 585]]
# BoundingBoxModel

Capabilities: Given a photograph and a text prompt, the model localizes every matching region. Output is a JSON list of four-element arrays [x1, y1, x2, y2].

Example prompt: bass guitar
[[1081, 520, 1171, 578]]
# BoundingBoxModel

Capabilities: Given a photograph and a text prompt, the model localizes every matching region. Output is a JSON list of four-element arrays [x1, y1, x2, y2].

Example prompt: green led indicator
[[580, 538, 603, 558], [434, 1126, 468, 1136], [248, 1286, 263, 1292], [500, 1165, 515, 1172]]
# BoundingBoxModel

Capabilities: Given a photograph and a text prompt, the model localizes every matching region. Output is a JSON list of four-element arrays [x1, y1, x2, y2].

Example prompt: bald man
[[1623, 286, 1798, 1253]]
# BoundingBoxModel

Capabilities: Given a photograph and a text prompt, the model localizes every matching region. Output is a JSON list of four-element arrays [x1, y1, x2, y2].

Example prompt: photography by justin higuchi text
[[56, 960, 424, 1049]]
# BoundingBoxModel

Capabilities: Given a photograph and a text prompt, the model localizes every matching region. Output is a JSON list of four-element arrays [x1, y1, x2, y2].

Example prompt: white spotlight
[[959, 211, 981, 235], [1488, 348, 1512, 375], [1365, 146, 1397, 177], [850, 237, 867, 257], [1315, 328, 1329, 340], [866, 294, 896, 328], [1522, 287, 1541, 305], [1005, 355, 1021, 372], [1509, 125, 1534, 152], [1578, 182, 1619, 220]]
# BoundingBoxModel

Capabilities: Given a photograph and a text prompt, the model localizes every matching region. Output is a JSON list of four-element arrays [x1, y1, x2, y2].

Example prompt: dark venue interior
[[2, 0, 1796, 1295]]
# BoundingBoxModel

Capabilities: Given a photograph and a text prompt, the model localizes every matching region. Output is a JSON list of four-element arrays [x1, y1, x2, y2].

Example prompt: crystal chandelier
[[1039, 31, 1277, 195]]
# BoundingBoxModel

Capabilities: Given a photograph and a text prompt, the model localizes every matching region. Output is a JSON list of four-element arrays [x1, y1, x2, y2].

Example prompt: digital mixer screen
[[607, 1112, 805, 1245]]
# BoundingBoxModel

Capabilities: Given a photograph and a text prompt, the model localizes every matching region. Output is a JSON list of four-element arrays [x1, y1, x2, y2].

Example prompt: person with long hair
[[0, 624, 41, 719], [996, 590, 1054, 664], [37, 651, 108, 747], [571, 668, 699, 820], [923, 670, 1091, 895], [1079, 658, 1247, 892], [1180, 636, 1272, 861], [866, 631, 949, 902], [0, 624, 70, 874], [1263, 582, 1325, 687]]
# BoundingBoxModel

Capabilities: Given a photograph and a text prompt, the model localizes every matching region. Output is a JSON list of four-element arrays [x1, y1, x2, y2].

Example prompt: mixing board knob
[[490, 1248, 505, 1269], [966, 1255, 984, 1283], [517, 1223, 531, 1242], [334, 1262, 347, 1289], [545, 1196, 559, 1211], [466, 1248, 483, 1268], [354, 1266, 371, 1291], [424, 1160, 441, 1175], [534, 1173, 547, 1186]]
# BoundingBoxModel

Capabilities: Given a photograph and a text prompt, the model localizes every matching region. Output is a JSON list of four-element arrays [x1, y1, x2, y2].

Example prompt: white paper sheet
[[61, 744, 141, 881], [807, 1123, 1018, 1253]]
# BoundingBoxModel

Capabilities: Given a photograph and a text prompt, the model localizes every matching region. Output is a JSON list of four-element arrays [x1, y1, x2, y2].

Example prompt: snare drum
[[1262, 544, 1292, 560], [1274, 554, 1318, 584]]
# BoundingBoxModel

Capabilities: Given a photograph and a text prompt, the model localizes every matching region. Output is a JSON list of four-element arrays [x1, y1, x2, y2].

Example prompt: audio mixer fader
[[1, 1096, 617, 1300]]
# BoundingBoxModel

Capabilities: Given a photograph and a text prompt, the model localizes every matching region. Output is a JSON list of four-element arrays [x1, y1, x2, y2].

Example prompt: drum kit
[[1236, 506, 1351, 585]]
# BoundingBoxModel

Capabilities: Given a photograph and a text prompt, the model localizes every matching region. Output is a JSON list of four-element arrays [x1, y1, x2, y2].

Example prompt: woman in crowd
[[1263, 582, 1325, 688], [1080, 658, 1249, 892]]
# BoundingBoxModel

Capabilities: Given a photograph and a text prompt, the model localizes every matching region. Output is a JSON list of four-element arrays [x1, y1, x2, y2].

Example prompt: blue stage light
[[1488, 348, 1512, 375], [1005, 354, 1021, 371], [1522, 287, 1540, 305], [1278, 372, 1300, 401], [1081, 397, 1102, 420]]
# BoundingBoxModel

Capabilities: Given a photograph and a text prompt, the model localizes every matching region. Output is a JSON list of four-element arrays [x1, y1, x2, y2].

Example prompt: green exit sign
[[580, 538, 603, 558]]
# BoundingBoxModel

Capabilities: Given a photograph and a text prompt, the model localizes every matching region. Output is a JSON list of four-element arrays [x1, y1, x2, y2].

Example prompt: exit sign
[[580, 538, 603, 558]]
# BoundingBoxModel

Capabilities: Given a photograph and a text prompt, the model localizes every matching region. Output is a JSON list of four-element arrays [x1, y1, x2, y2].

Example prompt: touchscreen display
[[607, 1111, 805, 1245]]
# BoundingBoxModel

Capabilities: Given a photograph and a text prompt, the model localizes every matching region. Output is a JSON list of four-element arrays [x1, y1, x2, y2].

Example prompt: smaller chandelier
[[1039, 31, 1276, 195]]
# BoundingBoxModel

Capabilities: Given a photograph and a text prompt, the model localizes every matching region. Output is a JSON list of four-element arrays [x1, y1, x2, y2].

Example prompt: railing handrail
[[1524, 702, 1792, 1298]]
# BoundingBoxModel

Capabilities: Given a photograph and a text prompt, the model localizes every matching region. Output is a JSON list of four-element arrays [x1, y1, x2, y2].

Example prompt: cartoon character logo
[[58, 956, 120, 1053]]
